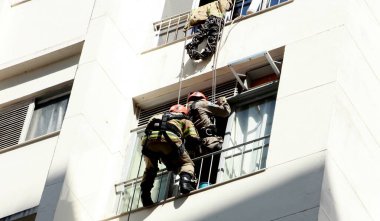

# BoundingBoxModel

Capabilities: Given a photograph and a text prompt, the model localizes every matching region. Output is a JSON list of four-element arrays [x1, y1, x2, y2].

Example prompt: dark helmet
[[187, 91, 207, 102], [169, 104, 188, 115]]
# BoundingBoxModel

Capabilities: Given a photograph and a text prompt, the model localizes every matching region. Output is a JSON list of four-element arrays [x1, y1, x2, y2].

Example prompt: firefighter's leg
[[185, 20, 210, 60], [201, 16, 224, 59], [140, 156, 158, 207], [178, 150, 196, 194]]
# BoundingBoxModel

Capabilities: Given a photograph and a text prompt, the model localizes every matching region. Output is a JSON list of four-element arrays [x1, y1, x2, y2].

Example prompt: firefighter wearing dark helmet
[[187, 92, 231, 155], [140, 104, 200, 207]]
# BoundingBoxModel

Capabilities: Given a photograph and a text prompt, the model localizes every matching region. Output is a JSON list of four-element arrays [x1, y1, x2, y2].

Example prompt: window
[[153, 0, 290, 46], [114, 48, 283, 214], [115, 131, 172, 212], [0, 88, 71, 151], [115, 80, 278, 213], [154, 0, 194, 46], [25, 93, 70, 140], [0, 206, 37, 221], [114, 80, 237, 213], [217, 96, 275, 182]]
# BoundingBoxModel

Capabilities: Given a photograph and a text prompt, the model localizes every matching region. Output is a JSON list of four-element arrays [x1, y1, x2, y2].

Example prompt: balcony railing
[[114, 135, 270, 215], [153, 0, 289, 47]]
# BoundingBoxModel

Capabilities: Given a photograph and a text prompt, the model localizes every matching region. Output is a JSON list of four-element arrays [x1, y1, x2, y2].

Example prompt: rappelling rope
[[177, 30, 189, 105], [211, 15, 228, 104]]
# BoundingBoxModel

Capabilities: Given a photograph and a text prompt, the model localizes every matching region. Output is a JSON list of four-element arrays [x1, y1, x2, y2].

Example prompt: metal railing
[[153, 0, 289, 46], [114, 135, 270, 215]]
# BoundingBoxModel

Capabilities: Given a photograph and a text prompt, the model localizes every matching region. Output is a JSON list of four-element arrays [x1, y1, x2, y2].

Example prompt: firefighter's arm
[[207, 97, 231, 117]]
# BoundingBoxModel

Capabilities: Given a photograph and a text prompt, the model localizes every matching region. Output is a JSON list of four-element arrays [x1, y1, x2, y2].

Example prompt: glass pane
[[221, 97, 275, 181], [118, 172, 172, 213], [127, 132, 166, 180], [270, 0, 280, 6], [26, 96, 69, 140], [232, 0, 252, 18]]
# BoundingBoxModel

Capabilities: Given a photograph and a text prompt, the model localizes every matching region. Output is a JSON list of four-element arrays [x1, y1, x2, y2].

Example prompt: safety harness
[[142, 112, 187, 160]]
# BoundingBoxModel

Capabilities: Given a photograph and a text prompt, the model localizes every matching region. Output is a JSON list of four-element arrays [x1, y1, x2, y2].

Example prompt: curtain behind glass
[[26, 97, 69, 140], [220, 98, 275, 181]]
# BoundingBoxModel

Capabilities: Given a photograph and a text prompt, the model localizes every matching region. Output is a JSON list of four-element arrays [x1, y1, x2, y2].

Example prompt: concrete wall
[[119, 152, 325, 221], [106, 0, 380, 220], [36, 0, 168, 220], [0, 0, 94, 65], [319, 1, 380, 220], [1, 0, 377, 220], [133, 0, 346, 106], [0, 55, 79, 218], [0, 136, 58, 218]]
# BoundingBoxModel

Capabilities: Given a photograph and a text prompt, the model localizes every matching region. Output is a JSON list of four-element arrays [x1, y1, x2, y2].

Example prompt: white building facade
[[0, 0, 379, 221]]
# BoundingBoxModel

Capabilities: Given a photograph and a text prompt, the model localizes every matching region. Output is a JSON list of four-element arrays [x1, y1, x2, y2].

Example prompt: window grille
[[0, 104, 29, 149], [137, 80, 237, 127], [153, 0, 290, 46]]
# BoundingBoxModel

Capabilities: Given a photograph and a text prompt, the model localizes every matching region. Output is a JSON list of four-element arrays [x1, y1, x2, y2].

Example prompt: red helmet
[[187, 91, 207, 102], [169, 104, 188, 115]]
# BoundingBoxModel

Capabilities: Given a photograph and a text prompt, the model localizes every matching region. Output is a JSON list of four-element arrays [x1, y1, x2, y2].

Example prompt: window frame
[[115, 77, 279, 213], [24, 91, 70, 141], [0, 87, 71, 152]]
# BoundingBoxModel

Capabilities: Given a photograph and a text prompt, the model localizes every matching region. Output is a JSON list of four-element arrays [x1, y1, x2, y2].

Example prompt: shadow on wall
[[179, 54, 212, 79], [34, 171, 78, 221], [123, 155, 329, 221]]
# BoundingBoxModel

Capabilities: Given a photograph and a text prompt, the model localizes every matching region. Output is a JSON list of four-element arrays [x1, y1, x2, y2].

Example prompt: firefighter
[[184, 0, 234, 60], [187, 92, 231, 155], [140, 104, 200, 207]]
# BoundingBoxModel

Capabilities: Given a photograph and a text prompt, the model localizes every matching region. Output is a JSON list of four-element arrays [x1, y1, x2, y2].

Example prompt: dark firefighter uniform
[[184, 0, 234, 60], [140, 105, 200, 207], [187, 92, 231, 155]]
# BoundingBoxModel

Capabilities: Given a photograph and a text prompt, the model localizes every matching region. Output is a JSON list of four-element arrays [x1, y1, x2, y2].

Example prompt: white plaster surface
[[278, 28, 343, 99], [325, 87, 380, 221], [0, 0, 94, 64], [65, 61, 131, 154], [319, 157, 373, 221], [0, 55, 78, 108], [115, 152, 325, 221], [344, 0, 380, 80], [0, 136, 58, 218], [267, 83, 335, 167]]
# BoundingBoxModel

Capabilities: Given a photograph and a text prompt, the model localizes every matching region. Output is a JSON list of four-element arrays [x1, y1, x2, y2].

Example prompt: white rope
[[211, 15, 228, 104], [177, 31, 189, 105]]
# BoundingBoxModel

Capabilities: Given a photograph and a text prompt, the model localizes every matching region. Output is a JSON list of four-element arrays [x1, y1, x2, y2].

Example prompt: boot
[[185, 43, 202, 60], [179, 172, 195, 194], [141, 191, 153, 207]]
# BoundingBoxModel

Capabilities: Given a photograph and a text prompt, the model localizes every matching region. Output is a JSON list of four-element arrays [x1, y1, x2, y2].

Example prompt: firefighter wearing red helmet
[[187, 92, 231, 155], [140, 104, 200, 207]]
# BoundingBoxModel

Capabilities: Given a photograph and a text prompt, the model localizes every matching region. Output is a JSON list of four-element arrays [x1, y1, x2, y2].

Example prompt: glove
[[141, 191, 154, 207], [216, 96, 227, 105]]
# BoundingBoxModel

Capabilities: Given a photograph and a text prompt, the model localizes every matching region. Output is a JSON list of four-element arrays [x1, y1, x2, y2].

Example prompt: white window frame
[[0, 88, 71, 152]]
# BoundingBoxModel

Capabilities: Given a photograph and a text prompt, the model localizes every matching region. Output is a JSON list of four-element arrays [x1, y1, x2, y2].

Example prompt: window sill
[[141, 0, 294, 55], [103, 168, 265, 221], [0, 131, 60, 154], [10, 0, 31, 7]]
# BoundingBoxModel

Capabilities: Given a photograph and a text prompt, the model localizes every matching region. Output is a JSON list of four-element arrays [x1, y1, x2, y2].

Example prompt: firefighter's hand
[[141, 191, 154, 207], [183, 23, 190, 32], [216, 96, 227, 105]]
